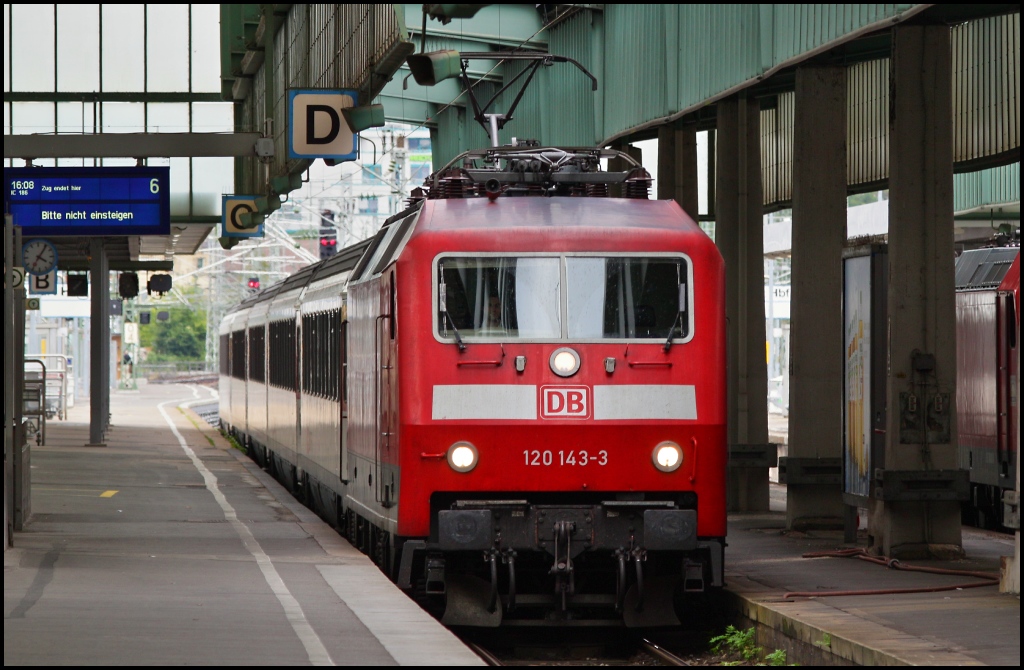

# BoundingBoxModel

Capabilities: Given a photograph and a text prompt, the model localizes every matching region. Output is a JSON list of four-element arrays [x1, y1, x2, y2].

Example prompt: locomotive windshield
[[438, 257, 561, 338], [437, 254, 691, 342], [566, 257, 688, 340]]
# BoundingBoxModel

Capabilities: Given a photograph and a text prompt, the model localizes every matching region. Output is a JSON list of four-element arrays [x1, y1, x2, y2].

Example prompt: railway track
[[638, 638, 691, 666], [189, 402, 220, 428], [459, 629, 702, 666]]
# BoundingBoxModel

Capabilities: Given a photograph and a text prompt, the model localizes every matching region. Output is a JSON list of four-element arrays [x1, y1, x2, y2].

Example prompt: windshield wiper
[[663, 282, 687, 353], [663, 311, 682, 352], [444, 311, 466, 352], [439, 278, 466, 351]]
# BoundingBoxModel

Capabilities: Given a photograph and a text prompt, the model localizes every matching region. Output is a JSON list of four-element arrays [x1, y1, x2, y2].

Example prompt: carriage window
[[270, 320, 296, 390], [231, 330, 246, 379], [438, 257, 561, 339], [566, 257, 688, 340], [248, 325, 266, 382]]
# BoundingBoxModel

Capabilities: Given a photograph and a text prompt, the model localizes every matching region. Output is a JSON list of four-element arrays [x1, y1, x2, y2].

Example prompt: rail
[[463, 641, 503, 666], [639, 638, 691, 666], [135, 361, 211, 381]]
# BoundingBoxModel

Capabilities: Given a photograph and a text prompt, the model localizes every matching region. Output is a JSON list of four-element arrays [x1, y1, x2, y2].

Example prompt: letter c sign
[[221, 196, 262, 238]]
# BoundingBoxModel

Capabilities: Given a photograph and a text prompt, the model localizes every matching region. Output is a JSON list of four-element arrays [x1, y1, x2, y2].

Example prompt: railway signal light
[[319, 235, 338, 259], [147, 273, 172, 296], [119, 272, 139, 298], [67, 273, 88, 297], [319, 209, 338, 259], [247, 277, 260, 290]]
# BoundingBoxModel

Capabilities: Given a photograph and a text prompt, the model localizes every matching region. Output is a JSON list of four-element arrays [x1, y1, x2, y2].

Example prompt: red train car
[[955, 246, 1019, 529], [221, 147, 726, 626]]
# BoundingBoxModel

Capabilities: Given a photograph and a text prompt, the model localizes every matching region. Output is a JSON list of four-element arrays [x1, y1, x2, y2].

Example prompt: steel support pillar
[[784, 65, 848, 530], [8, 223, 31, 534], [657, 121, 699, 219], [88, 239, 110, 447], [13, 282, 28, 529], [717, 94, 772, 511], [4, 216, 14, 547], [869, 24, 962, 559]]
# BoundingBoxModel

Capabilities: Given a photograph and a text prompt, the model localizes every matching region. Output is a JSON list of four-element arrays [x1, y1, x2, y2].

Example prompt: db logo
[[540, 386, 591, 419]]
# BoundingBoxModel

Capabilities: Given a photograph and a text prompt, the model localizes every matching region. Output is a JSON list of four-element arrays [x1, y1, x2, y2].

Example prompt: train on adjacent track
[[218, 145, 727, 627], [954, 245, 1019, 531]]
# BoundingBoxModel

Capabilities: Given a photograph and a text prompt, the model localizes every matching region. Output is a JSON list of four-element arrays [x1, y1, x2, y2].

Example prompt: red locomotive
[[219, 146, 727, 626], [955, 245, 1019, 530]]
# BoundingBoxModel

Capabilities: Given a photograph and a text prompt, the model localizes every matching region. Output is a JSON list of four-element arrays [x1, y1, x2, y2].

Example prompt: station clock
[[22, 238, 58, 275]]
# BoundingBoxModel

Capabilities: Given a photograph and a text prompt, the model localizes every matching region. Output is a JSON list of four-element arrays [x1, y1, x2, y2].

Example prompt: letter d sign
[[288, 89, 358, 161]]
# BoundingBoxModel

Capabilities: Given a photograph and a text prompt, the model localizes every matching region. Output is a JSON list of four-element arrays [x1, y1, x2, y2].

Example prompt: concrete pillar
[[657, 121, 699, 218], [717, 94, 772, 511], [869, 24, 961, 559], [785, 65, 848, 529], [88, 239, 109, 447]]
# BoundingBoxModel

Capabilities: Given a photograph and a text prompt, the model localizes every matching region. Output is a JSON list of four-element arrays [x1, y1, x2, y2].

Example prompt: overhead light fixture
[[406, 49, 462, 86], [341, 104, 386, 132], [238, 212, 265, 229], [425, 4, 487, 24]]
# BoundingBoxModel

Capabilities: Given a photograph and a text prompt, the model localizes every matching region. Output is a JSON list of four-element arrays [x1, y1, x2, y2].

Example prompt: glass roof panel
[[57, 5, 100, 92]]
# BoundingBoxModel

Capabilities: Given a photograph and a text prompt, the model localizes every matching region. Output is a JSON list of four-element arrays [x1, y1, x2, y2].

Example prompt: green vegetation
[[815, 632, 831, 650], [139, 306, 207, 362], [847, 190, 887, 207], [711, 625, 760, 662], [710, 625, 792, 666], [221, 428, 245, 454], [178, 407, 216, 447]]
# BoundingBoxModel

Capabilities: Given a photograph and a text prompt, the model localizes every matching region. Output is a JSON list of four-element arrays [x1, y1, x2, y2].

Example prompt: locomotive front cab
[[396, 198, 727, 627]]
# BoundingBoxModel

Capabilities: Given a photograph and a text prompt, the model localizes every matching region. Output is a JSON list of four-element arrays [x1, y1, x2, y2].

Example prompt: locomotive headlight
[[447, 442, 478, 473], [549, 347, 581, 377], [652, 441, 683, 472]]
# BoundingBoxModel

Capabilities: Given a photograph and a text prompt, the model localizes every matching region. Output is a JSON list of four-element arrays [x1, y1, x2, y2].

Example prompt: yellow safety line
[[100, 490, 118, 498]]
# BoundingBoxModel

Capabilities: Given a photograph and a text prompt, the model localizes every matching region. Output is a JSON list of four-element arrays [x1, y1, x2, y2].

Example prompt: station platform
[[4, 383, 1019, 666], [744, 413, 1019, 666], [3, 381, 484, 666], [728, 493, 1019, 665]]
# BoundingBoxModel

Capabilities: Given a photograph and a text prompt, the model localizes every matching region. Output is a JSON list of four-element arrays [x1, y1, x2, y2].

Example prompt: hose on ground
[[783, 548, 1000, 599]]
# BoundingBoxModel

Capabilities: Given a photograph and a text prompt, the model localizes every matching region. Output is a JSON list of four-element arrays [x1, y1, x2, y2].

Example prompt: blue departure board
[[4, 166, 171, 236]]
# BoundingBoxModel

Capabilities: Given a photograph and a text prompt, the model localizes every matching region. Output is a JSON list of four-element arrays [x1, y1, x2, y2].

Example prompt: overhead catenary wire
[[270, 10, 558, 261], [301, 10, 556, 203], [297, 11, 557, 211]]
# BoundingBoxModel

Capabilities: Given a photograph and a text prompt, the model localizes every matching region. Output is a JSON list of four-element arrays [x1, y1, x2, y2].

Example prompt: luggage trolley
[[23, 359, 47, 445], [26, 353, 72, 420]]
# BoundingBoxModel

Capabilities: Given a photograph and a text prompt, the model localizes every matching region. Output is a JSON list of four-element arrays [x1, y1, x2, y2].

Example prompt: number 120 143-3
[[524, 449, 608, 466]]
